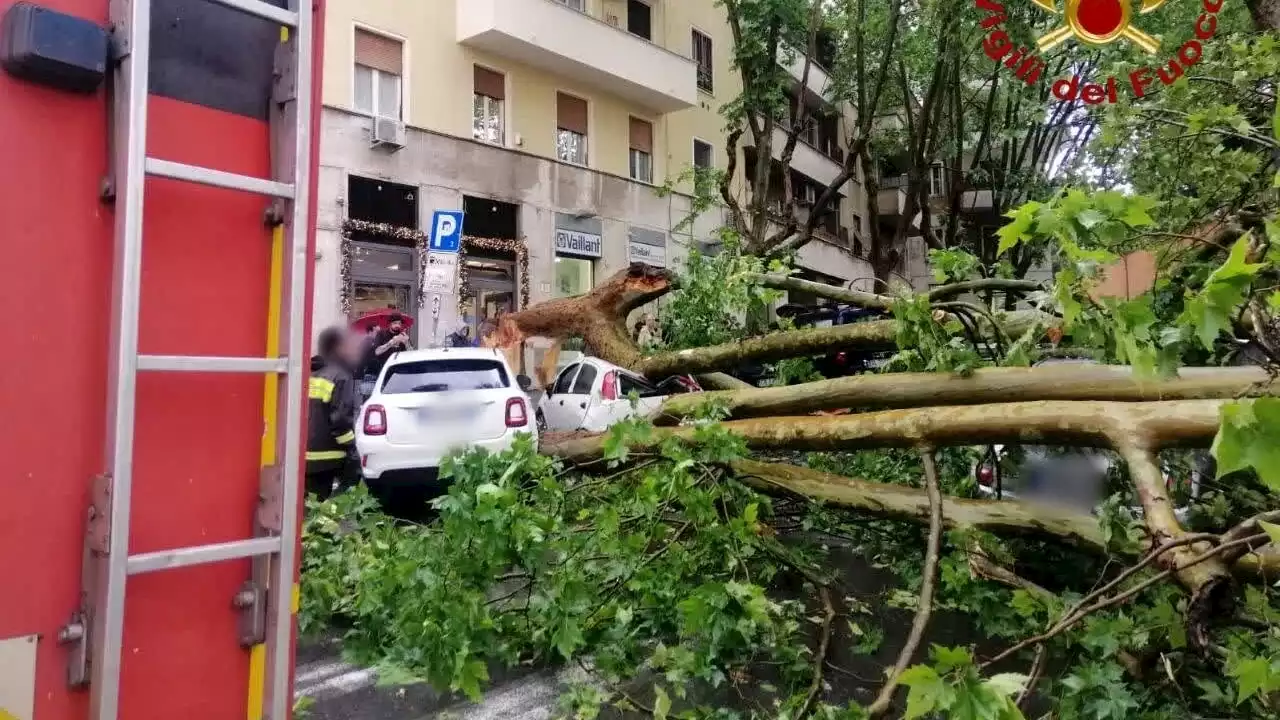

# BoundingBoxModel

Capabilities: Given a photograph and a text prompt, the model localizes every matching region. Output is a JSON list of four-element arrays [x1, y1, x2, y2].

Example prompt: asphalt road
[[295, 636, 586, 720]]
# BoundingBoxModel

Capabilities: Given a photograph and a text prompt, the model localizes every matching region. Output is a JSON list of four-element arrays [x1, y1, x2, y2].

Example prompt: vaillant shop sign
[[554, 228, 602, 258]]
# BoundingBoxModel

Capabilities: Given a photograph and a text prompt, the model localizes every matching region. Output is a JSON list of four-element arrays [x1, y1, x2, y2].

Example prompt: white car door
[[582, 368, 665, 431], [541, 363, 595, 431]]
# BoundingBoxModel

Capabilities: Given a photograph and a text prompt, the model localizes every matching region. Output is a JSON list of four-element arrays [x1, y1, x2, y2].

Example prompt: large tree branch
[[1118, 442, 1232, 647], [545, 400, 1225, 464], [733, 459, 1106, 551], [868, 448, 943, 717], [634, 310, 1053, 378], [657, 365, 1272, 423]]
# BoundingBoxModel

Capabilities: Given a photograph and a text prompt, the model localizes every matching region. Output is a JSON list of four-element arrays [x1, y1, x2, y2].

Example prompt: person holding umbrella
[[359, 311, 412, 390]]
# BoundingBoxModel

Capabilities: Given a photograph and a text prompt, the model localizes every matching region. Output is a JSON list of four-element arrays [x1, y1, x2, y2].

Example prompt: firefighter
[[306, 326, 361, 499]]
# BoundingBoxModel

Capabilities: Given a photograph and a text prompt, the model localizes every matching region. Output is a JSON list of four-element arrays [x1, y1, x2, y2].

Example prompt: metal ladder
[[57, 0, 314, 718]]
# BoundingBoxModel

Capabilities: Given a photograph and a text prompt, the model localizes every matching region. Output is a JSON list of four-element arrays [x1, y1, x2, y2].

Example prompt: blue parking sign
[[429, 210, 465, 253]]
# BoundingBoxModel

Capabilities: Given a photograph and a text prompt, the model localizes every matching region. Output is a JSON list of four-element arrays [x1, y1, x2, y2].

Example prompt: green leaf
[[1229, 656, 1271, 704], [652, 685, 671, 720], [984, 673, 1027, 698], [1212, 398, 1280, 491], [1258, 520, 1280, 546], [899, 665, 953, 719], [996, 202, 1040, 256], [1076, 208, 1106, 229]]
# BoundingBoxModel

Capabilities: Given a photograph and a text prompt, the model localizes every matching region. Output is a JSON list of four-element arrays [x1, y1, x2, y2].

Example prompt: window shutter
[[557, 93, 588, 134], [474, 66, 505, 100], [354, 29, 403, 75], [629, 118, 652, 153]]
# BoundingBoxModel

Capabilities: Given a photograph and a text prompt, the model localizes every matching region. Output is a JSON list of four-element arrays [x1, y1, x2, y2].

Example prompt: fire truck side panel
[[0, 0, 323, 717]]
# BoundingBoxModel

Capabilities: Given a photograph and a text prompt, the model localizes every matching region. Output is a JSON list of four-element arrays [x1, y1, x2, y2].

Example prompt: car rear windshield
[[381, 359, 509, 394]]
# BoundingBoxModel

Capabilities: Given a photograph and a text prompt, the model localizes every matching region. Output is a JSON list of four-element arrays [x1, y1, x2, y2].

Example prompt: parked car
[[538, 356, 701, 432], [356, 347, 537, 506], [775, 302, 896, 378], [972, 357, 1206, 522]]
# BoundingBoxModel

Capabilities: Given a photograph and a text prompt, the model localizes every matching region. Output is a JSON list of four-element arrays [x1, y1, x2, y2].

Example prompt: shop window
[[348, 175, 417, 232], [555, 255, 594, 297], [462, 196, 519, 239]]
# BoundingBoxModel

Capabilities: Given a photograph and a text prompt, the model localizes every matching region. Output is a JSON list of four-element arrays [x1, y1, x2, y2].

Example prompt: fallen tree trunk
[[748, 273, 1043, 309], [544, 400, 1224, 463], [656, 365, 1272, 423], [734, 459, 1274, 581], [733, 459, 1107, 550], [636, 310, 1055, 378]]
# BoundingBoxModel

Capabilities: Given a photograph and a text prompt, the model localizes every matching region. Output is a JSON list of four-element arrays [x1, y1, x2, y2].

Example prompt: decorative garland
[[337, 220, 529, 320], [338, 218, 428, 316], [456, 235, 530, 315]]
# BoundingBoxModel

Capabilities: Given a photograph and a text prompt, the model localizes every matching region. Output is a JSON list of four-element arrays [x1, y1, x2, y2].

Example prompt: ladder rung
[[206, 0, 299, 27], [146, 158, 296, 199], [138, 355, 288, 373], [128, 537, 282, 576]]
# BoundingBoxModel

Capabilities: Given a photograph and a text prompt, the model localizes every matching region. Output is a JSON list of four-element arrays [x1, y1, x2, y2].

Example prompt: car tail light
[[600, 371, 619, 401], [505, 397, 529, 427], [363, 405, 387, 436], [977, 464, 995, 487]]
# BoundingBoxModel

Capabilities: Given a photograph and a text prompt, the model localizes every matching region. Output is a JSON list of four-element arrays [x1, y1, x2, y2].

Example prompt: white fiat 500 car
[[538, 356, 700, 433], [356, 347, 537, 495]]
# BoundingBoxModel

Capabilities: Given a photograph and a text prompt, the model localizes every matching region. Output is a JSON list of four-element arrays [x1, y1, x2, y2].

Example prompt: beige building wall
[[316, 0, 875, 354]]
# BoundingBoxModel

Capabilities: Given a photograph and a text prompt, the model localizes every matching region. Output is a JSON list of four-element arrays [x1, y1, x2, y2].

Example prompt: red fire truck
[[0, 0, 324, 718]]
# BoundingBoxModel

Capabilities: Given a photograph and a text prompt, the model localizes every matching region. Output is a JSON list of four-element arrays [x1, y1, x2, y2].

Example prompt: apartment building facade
[[313, 0, 874, 356]]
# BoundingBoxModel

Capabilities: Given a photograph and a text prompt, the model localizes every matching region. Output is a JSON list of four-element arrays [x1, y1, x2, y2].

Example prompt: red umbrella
[[351, 309, 415, 332]]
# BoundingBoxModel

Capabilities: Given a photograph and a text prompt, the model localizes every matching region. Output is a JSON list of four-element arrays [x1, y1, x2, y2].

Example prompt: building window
[[629, 117, 653, 183], [472, 66, 505, 145], [627, 0, 652, 40], [693, 139, 714, 169], [555, 256, 594, 297], [353, 28, 403, 119], [556, 93, 589, 166], [692, 30, 713, 93], [554, 0, 585, 10], [930, 164, 947, 196]]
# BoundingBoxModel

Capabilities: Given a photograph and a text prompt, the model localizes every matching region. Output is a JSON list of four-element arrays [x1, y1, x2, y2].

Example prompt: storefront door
[[350, 242, 416, 328]]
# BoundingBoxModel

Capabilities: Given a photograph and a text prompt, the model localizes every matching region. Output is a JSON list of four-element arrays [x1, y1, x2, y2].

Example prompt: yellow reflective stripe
[[306, 450, 347, 461], [335, 431, 355, 445], [291, 583, 301, 615], [308, 377, 334, 402]]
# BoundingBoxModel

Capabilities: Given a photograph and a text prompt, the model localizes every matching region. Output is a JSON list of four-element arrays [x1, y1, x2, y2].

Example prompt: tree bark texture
[[732, 459, 1276, 580], [544, 400, 1225, 464], [733, 459, 1108, 551], [656, 365, 1273, 423], [487, 263, 671, 370], [636, 310, 1055, 378]]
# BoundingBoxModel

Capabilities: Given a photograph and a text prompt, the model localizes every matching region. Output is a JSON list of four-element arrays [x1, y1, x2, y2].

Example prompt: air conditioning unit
[[370, 115, 405, 150]]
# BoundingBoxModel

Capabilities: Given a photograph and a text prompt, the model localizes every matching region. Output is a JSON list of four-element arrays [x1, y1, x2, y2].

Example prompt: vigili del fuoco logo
[[977, 0, 1227, 103]]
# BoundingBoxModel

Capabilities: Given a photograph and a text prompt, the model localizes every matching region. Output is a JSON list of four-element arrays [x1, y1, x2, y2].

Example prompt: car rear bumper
[[357, 431, 536, 480]]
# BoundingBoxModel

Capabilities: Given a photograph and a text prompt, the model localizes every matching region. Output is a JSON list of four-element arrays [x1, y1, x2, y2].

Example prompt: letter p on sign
[[429, 210, 465, 253]]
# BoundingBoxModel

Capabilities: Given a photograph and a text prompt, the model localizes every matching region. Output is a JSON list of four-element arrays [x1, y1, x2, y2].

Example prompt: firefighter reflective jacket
[[306, 355, 358, 472]]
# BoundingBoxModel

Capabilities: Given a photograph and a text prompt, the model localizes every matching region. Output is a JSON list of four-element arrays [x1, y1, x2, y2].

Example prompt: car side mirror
[[516, 374, 534, 392]]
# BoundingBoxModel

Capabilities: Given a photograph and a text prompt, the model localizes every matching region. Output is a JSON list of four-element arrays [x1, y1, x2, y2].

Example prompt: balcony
[[784, 50, 833, 102], [456, 0, 698, 112], [760, 126, 849, 195]]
